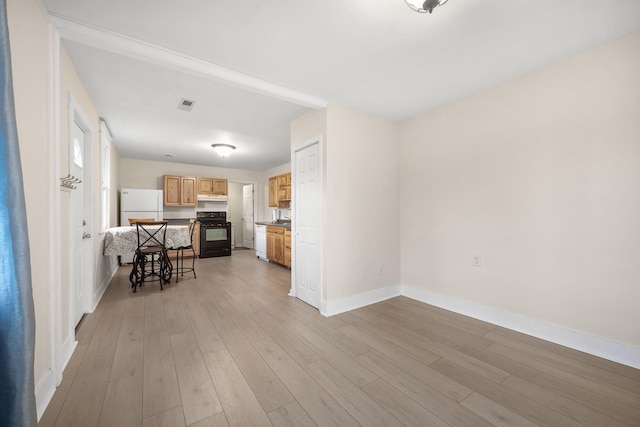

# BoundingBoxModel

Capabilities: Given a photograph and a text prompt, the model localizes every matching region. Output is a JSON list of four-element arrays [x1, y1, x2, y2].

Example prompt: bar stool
[[175, 219, 197, 282]]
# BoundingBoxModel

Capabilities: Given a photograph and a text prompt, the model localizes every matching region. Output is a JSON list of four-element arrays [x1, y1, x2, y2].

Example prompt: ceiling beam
[[48, 14, 328, 110]]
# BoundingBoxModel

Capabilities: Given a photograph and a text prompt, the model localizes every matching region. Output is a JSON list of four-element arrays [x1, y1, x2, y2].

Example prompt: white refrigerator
[[119, 188, 163, 263]]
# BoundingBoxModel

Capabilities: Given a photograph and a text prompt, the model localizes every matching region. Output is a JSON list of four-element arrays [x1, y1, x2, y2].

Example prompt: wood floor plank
[[170, 329, 201, 361], [99, 375, 143, 427], [340, 311, 442, 367], [460, 343, 640, 426], [142, 329, 182, 419], [366, 302, 470, 349], [162, 287, 192, 336], [338, 324, 471, 402], [203, 349, 272, 427], [248, 308, 322, 365], [357, 351, 494, 427], [352, 306, 511, 383], [463, 346, 640, 425], [178, 290, 227, 355], [487, 342, 640, 409], [386, 296, 497, 337], [186, 411, 229, 427], [305, 359, 404, 426], [173, 349, 222, 425], [491, 326, 640, 381], [142, 406, 185, 427], [76, 301, 124, 375], [219, 327, 295, 412], [54, 368, 110, 427], [253, 337, 359, 427], [38, 343, 89, 427], [362, 378, 450, 427], [502, 374, 632, 427], [267, 402, 316, 427], [110, 313, 144, 381], [431, 356, 589, 427], [279, 320, 378, 387], [485, 329, 640, 394], [461, 392, 539, 427]]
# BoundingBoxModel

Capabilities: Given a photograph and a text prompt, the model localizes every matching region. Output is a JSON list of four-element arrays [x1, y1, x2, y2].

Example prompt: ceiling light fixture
[[404, 0, 449, 13], [211, 143, 236, 158]]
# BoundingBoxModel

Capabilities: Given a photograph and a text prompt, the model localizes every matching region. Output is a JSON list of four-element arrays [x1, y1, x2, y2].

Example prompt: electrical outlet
[[472, 255, 482, 267], [378, 265, 383, 274]]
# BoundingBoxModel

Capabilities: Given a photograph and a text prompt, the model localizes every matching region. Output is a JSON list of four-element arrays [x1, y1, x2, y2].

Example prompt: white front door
[[70, 120, 88, 327], [294, 141, 321, 308]]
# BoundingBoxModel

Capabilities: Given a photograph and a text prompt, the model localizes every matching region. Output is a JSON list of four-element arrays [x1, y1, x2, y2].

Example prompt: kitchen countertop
[[255, 221, 291, 229]]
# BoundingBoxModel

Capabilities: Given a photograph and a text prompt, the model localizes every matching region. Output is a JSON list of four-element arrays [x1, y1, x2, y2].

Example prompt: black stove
[[197, 211, 231, 258]]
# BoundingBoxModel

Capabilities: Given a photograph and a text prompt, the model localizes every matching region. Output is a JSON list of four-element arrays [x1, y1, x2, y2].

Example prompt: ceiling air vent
[[177, 98, 195, 111]]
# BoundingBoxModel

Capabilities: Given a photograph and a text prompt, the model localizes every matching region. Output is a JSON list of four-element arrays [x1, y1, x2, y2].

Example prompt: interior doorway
[[242, 184, 254, 249], [227, 180, 256, 249]]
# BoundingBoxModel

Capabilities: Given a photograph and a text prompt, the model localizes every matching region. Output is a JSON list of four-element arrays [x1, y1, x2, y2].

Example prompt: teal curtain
[[0, 0, 38, 425]]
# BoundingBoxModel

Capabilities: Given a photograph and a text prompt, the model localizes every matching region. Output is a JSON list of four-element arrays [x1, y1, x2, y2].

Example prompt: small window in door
[[73, 137, 83, 168]]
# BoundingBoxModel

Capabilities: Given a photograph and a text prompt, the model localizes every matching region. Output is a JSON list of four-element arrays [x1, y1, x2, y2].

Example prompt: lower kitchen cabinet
[[266, 226, 288, 267], [284, 229, 291, 268]]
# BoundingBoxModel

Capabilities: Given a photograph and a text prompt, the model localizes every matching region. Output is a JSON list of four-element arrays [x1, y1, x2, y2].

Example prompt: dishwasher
[[255, 224, 268, 261]]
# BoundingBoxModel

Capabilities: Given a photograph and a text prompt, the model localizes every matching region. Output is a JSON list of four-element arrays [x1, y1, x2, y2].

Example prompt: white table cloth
[[103, 225, 191, 256]]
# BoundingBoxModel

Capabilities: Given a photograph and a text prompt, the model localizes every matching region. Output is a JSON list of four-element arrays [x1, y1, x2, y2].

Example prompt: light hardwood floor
[[39, 250, 640, 426]]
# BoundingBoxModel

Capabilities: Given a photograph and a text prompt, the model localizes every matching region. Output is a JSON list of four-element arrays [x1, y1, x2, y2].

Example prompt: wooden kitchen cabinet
[[211, 178, 227, 195], [164, 175, 181, 206], [197, 177, 228, 195], [197, 177, 213, 194], [268, 176, 278, 207], [284, 229, 291, 268], [164, 175, 197, 206], [266, 226, 285, 265], [181, 176, 197, 205], [268, 172, 292, 207]]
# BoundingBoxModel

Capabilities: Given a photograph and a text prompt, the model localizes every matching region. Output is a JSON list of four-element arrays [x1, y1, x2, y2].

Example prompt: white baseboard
[[35, 369, 55, 422], [92, 257, 118, 311], [321, 285, 401, 317], [402, 285, 640, 369], [59, 337, 78, 382]]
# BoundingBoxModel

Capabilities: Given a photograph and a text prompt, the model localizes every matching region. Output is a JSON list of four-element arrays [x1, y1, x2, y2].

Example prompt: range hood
[[197, 194, 228, 202]]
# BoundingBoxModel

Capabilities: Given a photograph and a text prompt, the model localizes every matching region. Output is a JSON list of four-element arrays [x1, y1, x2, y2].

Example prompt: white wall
[[324, 103, 401, 303], [8, 0, 121, 417], [291, 105, 402, 313], [7, 0, 51, 388], [400, 32, 640, 350]]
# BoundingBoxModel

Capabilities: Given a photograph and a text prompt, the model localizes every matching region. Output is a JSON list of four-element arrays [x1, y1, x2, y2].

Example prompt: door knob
[[82, 232, 91, 239]]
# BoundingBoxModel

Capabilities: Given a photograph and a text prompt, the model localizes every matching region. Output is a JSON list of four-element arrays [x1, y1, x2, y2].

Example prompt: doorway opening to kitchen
[[227, 180, 256, 250]]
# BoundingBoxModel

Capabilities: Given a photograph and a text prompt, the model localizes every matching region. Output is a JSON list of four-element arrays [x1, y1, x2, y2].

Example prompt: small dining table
[[103, 225, 191, 288], [103, 225, 191, 257]]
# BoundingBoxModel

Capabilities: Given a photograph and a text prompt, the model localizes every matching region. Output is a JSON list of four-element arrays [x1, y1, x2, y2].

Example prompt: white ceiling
[[43, 0, 640, 171]]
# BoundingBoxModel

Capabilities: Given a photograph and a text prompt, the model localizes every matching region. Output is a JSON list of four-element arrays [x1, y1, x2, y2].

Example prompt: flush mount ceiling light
[[405, 0, 449, 13], [211, 143, 236, 158]]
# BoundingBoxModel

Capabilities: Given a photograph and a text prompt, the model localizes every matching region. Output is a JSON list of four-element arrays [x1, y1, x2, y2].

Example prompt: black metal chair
[[175, 219, 197, 282], [130, 220, 172, 292]]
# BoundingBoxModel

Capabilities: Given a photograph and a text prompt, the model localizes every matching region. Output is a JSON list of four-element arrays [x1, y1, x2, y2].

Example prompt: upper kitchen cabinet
[[164, 175, 197, 206], [197, 177, 228, 195], [268, 172, 291, 207], [268, 176, 278, 207]]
